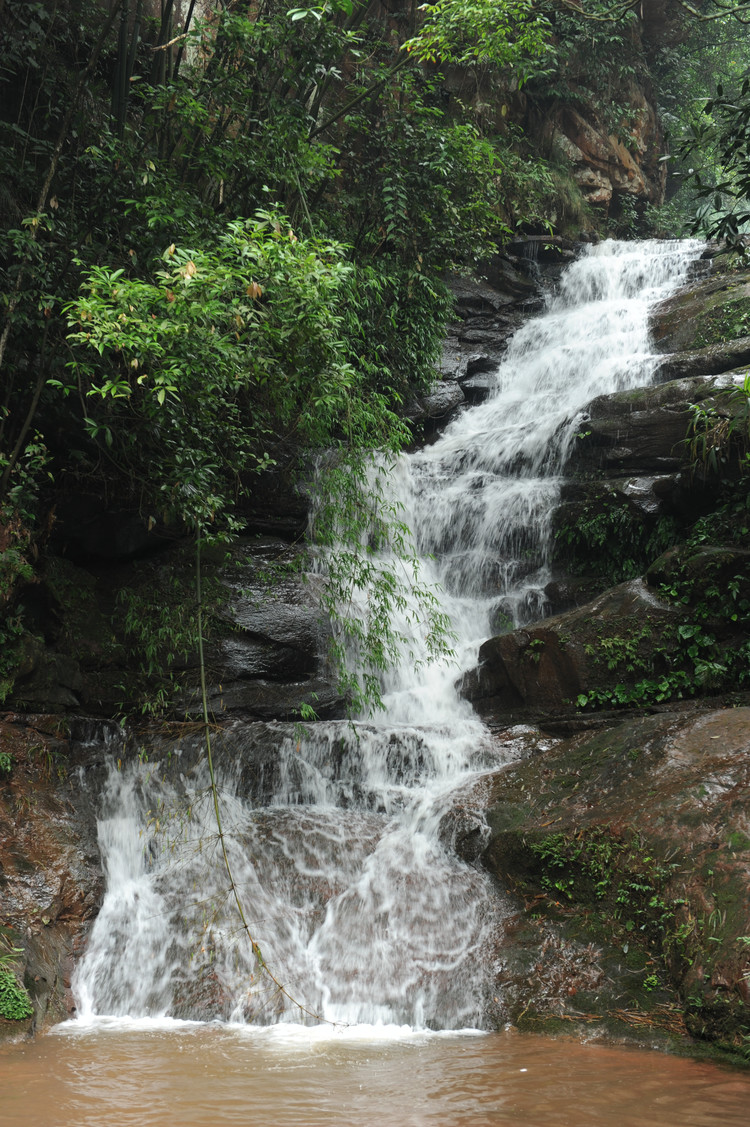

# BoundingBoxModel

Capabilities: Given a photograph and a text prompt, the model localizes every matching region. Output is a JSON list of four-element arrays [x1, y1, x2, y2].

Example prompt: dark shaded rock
[[200, 677, 345, 722], [448, 275, 519, 312], [51, 496, 175, 562], [217, 636, 312, 682], [237, 464, 309, 540], [10, 650, 84, 711], [228, 597, 319, 656], [458, 327, 505, 344], [449, 262, 538, 309], [482, 254, 547, 297], [6, 535, 341, 724]]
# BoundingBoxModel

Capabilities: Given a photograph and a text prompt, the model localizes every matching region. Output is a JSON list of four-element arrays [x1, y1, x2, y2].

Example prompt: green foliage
[[555, 495, 677, 586], [330, 71, 515, 267], [114, 570, 201, 719], [0, 945, 33, 1022], [575, 615, 745, 711], [405, 0, 550, 72], [528, 3, 643, 139], [679, 76, 750, 250], [584, 626, 653, 673], [576, 504, 750, 711], [0, 751, 12, 775], [0, 506, 35, 705], [527, 827, 692, 979], [687, 374, 750, 477], [607, 194, 641, 239], [0, 1, 555, 723], [64, 213, 365, 534], [685, 479, 750, 550]]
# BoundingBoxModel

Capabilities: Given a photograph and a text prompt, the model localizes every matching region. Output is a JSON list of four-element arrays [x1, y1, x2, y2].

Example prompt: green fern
[[0, 948, 33, 1021]]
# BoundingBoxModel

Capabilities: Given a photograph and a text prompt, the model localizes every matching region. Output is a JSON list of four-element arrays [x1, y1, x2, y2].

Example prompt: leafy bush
[[0, 946, 32, 1022]]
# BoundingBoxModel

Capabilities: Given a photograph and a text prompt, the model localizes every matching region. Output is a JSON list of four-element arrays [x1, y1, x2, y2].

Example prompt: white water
[[71, 239, 704, 1032]]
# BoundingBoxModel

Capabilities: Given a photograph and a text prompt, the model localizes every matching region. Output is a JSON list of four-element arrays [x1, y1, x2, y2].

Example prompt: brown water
[[1, 1024, 749, 1127]]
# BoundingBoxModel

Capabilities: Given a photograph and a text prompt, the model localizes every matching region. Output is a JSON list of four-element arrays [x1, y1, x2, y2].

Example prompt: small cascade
[[72, 238, 704, 1031]]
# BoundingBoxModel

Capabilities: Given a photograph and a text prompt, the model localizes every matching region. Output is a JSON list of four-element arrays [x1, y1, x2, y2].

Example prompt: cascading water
[[71, 239, 704, 1031]]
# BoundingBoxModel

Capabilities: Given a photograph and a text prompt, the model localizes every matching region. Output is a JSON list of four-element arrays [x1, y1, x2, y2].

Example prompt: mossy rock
[[481, 709, 750, 1058], [651, 264, 750, 354]]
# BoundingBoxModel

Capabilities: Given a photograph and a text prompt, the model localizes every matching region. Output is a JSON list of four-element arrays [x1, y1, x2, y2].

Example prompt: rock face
[[551, 96, 666, 210], [0, 716, 104, 1039], [7, 536, 345, 723], [571, 374, 741, 475], [651, 260, 750, 380], [480, 708, 750, 1055], [460, 578, 685, 723], [409, 255, 544, 428], [651, 261, 750, 354]]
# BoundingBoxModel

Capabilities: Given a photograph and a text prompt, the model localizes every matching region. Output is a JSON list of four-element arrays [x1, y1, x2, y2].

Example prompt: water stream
[[70, 239, 705, 1034]]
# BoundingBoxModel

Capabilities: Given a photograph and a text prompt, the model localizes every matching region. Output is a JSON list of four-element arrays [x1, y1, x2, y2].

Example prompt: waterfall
[[71, 238, 704, 1031]]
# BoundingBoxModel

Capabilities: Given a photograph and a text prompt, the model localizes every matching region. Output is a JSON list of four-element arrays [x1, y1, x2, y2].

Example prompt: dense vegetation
[[0, 0, 549, 537], [2, 0, 750, 713], [0, 0, 555, 709]]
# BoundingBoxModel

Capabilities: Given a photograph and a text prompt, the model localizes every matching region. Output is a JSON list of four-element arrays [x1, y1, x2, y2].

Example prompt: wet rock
[[413, 268, 542, 431], [6, 535, 342, 724], [504, 235, 577, 266], [199, 677, 345, 723], [448, 273, 524, 312], [648, 260, 750, 382], [408, 380, 466, 423], [572, 374, 741, 474], [461, 371, 498, 406], [438, 801, 492, 862], [480, 709, 750, 1054], [543, 576, 610, 615], [651, 265, 750, 354], [460, 579, 683, 723], [655, 339, 750, 383], [0, 717, 103, 1036], [11, 651, 84, 712]]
